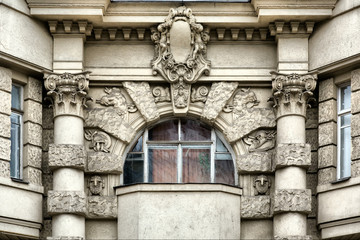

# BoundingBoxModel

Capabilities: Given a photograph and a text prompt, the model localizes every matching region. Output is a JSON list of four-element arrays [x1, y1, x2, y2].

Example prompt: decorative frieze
[[273, 189, 311, 214], [86, 152, 122, 174], [0, 67, 12, 92], [48, 20, 92, 37], [48, 144, 86, 169], [318, 122, 336, 147], [191, 86, 209, 103], [151, 6, 211, 114], [47, 191, 87, 215], [241, 196, 271, 218], [123, 81, 160, 122], [244, 130, 276, 152], [271, 71, 317, 119], [274, 143, 311, 169], [0, 113, 10, 138], [237, 151, 272, 173], [0, 137, 11, 161], [44, 72, 90, 118], [152, 86, 171, 103], [87, 196, 117, 219], [202, 82, 238, 122], [254, 175, 271, 195]]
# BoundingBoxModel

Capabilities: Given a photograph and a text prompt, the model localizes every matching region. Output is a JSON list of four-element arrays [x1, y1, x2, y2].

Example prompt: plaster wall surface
[[0, 4, 52, 70], [241, 220, 273, 239], [117, 184, 241, 239], [86, 220, 117, 240]]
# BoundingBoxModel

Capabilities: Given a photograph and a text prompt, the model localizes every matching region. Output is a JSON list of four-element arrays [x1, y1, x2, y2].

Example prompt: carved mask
[[254, 175, 271, 195], [89, 175, 105, 195]]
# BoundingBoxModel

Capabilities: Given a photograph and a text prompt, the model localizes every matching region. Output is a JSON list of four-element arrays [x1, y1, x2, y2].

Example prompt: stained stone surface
[[318, 167, 336, 185], [273, 189, 311, 214], [87, 196, 117, 218], [24, 166, 42, 185], [23, 100, 42, 124], [351, 91, 360, 114], [275, 143, 311, 169], [274, 235, 312, 240], [306, 129, 318, 151], [42, 129, 54, 151], [0, 160, 10, 178], [318, 100, 336, 123], [0, 67, 12, 92], [87, 152, 122, 173], [23, 144, 42, 168], [0, 91, 11, 115], [241, 196, 271, 218], [24, 122, 43, 147], [24, 77, 42, 102], [0, 137, 11, 161], [237, 151, 272, 173], [305, 108, 318, 129], [48, 191, 87, 215], [319, 78, 336, 102], [351, 160, 360, 177], [351, 113, 360, 137], [48, 144, 86, 169], [308, 152, 318, 173], [0, 113, 10, 138], [351, 69, 360, 92], [352, 137, 360, 160], [318, 145, 336, 168], [318, 122, 336, 147]]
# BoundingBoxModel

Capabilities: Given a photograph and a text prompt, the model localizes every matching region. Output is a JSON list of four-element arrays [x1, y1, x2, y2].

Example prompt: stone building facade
[[0, 0, 359, 239]]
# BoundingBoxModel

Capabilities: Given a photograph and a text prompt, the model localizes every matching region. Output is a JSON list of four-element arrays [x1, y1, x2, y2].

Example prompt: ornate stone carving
[[48, 144, 86, 169], [237, 151, 273, 173], [270, 71, 317, 119], [152, 86, 171, 103], [88, 175, 105, 196], [202, 82, 238, 121], [244, 130, 276, 152], [274, 143, 311, 169], [241, 196, 271, 218], [225, 89, 276, 143], [151, 6, 211, 114], [273, 189, 311, 214], [87, 196, 117, 218], [86, 152, 122, 174], [123, 82, 160, 122], [44, 72, 90, 118], [47, 191, 87, 215], [191, 86, 208, 103], [254, 175, 271, 195], [85, 130, 112, 153]]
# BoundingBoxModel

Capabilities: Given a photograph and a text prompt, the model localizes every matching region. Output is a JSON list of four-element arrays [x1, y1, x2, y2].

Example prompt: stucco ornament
[[253, 175, 271, 195], [151, 6, 211, 115], [88, 175, 105, 196], [244, 130, 276, 152], [44, 71, 91, 118], [191, 86, 209, 103], [270, 71, 317, 119], [85, 130, 112, 153], [152, 86, 171, 103]]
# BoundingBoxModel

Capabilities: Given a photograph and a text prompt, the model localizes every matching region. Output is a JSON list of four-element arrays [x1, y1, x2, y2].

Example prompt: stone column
[[271, 72, 317, 240], [45, 72, 90, 239]]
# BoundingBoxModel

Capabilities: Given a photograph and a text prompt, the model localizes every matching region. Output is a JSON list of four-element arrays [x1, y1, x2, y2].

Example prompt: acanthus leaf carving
[[191, 86, 209, 103], [152, 86, 171, 103]]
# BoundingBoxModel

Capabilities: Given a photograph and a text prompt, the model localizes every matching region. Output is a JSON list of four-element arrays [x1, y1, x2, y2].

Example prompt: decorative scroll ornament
[[151, 6, 211, 115], [88, 175, 105, 196], [44, 71, 91, 118], [253, 175, 271, 195], [152, 86, 171, 103], [85, 130, 112, 153], [244, 130, 276, 152], [269, 71, 317, 119], [191, 86, 209, 103]]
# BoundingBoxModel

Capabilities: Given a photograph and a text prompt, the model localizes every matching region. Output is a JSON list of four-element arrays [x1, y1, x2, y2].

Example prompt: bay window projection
[[10, 84, 23, 179], [124, 119, 236, 185], [337, 84, 351, 179]]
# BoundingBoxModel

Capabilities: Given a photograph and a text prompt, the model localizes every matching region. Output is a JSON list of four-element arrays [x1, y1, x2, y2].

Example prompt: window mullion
[[144, 129, 149, 183], [210, 130, 216, 183]]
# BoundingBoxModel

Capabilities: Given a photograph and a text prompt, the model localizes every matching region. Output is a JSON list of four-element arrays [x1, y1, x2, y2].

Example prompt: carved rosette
[[270, 71, 317, 119], [44, 72, 90, 119], [151, 6, 211, 115]]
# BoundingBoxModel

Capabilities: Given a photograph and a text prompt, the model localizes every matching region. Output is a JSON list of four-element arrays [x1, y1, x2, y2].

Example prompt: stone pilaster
[[271, 72, 317, 239], [44, 72, 90, 240]]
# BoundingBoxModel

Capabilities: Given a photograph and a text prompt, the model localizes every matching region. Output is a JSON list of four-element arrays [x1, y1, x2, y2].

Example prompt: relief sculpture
[[244, 130, 276, 152]]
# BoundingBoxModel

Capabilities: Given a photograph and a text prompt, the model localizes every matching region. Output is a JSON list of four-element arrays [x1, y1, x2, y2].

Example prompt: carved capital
[[273, 189, 311, 214], [47, 191, 87, 216], [274, 143, 311, 169], [270, 71, 317, 119], [48, 144, 86, 170], [44, 72, 91, 118]]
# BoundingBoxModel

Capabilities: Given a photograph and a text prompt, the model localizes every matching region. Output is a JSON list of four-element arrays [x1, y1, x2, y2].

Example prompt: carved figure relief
[[152, 86, 171, 103], [88, 175, 105, 196], [244, 130, 276, 152], [225, 89, 276, 143], [85, 130, 112, 153], [151, 6, 211, 115], [191, 86, 208, 103], [253, 175, 271, 195]]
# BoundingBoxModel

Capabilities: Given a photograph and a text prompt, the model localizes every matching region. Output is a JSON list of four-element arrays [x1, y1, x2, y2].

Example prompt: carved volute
[[151, 6, 211, 116], [270, 71, 317, 119], [44, 71, 91, 119]]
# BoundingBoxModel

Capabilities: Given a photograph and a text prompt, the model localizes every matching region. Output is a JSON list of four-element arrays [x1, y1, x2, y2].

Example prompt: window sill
[[11, 177, 29, 184], [331, 176, 351, 184]]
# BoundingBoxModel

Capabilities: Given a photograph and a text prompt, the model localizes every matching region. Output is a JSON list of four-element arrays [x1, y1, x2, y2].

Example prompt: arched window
[[123, 119, 236, 185]]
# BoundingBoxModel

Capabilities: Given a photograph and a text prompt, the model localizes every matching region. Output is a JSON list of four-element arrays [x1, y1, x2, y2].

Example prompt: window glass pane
[[11, 85, 22, 110], [124, 153, 144, 184], [215, 153, 232, 160], [131, 136, 143, 152], [180, 119, 211, 141], [340, 126, 351, 178], [340, 85, 351, 111], [10, 113, 21, 179], [216, 136, 229, 152], [148, 120, 178, 141], [215, 160, 235, 185], [182, 148, 211, 183], [341, 114, 351, 127], [149, 148, 177, 183]]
